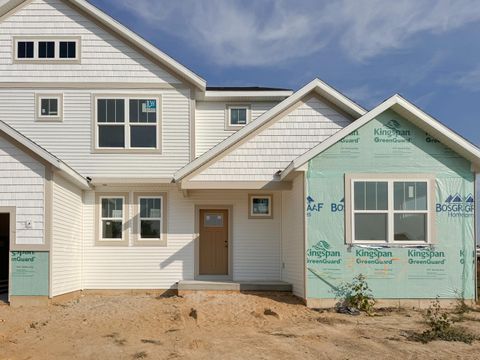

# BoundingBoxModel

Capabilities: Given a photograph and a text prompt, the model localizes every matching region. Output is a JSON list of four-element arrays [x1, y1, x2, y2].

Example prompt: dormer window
[[13, 37, 80, 62], [225, 104, 251, 130]]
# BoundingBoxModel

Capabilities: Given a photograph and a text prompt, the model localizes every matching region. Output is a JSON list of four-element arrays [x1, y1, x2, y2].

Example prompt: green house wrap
[[306, 110, 476, 300]]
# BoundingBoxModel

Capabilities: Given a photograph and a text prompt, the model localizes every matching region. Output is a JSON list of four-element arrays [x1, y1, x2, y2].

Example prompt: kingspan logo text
[[408, 249, 446, 265], [306, 240, 341, 264], [374, 119, 412, 143], [355, 248, 394, 264]]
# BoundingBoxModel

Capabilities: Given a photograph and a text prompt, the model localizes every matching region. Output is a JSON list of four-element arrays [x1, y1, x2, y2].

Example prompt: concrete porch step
[[177, 280, 292, 292]]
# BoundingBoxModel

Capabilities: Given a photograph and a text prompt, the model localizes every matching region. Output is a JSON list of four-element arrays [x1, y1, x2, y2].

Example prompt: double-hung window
[[139, 197, 162, 239], [134, 193, 166, 245], [348, 175, 433, 245], [100, 197, 125, 241], [96, 97, 160, 151]]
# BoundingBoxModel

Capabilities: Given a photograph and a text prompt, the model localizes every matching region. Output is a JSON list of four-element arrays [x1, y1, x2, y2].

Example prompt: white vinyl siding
[[0, 88, 190, 177], [192, 96, 352, 181], [51, 173, 83, 296], [195, 101, 279, 157], [82, 186, 282, 289], [281, 172, 305, 297], [0, 0, 180, 84], [0, 135, 45, 246]]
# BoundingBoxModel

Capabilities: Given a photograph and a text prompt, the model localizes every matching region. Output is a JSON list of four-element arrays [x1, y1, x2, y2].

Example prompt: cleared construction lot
[[0, 292, 479, 360]]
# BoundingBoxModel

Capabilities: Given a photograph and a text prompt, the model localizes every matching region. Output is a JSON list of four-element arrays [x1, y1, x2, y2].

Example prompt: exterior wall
[[0, 135, 45, 246], [195, 101, 279, 157], [305, 110, 476, 300], [0, 88, 191, 177], [81, 186, 282, 290], [281, 172, 305, 297], [191, 96, 352, 181], [0, 0, 180, 84], [51, 173, 83, 296]]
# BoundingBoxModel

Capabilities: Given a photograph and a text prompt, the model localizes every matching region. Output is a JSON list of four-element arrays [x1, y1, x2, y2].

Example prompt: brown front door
[[199, 209, 228, 275]]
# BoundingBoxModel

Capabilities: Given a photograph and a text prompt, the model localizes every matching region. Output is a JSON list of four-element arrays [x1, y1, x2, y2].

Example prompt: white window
[[138, 197, 163, 240], [96, 97, 160, 150], [249, 194, 273, 219], [226, 105, 250, 129], [349, 176, 432, 245], [100, 197, 125, 241], [36, 94, 63, 121], [14, 38, 80, 62]]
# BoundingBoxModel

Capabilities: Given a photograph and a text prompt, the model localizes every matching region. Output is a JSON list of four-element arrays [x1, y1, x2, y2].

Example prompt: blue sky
[[91, 0, 480, 147]]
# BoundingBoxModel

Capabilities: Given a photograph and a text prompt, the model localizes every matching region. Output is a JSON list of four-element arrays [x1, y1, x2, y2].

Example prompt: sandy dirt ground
[[0, 292, 479, 360]]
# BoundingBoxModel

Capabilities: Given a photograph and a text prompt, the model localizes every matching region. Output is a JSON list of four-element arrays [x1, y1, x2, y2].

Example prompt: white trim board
[[174, 78, 367, 182], [281, 94, 480, 180]]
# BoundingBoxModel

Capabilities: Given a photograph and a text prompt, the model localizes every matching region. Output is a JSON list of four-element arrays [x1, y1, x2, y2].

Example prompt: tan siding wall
[[0, 135, 45, 245], [192, 97, 352, 181], [82, 186, 281, 289], [195, 101, 279, 157], [0, 0, 180, 84], [0, 88, 191, 177], [281, 173, 305, 297], [51, 173, 83, 296]]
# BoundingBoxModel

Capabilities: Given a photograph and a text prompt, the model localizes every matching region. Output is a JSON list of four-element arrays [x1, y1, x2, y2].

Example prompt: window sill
[[133, 239, 167, 247], [92, 148, 162, 154], [349, 242, 432, 248], [224, 124, 246, 131], [95, 239, 129, 247]]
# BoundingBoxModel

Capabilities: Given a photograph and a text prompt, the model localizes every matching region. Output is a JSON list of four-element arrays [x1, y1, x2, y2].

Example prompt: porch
[[177, 280, 292, 294]]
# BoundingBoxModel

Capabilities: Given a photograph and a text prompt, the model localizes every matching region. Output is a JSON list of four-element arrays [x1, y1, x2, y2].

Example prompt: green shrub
[[408, 297, 477, 344], [335, 274, 376, 315]]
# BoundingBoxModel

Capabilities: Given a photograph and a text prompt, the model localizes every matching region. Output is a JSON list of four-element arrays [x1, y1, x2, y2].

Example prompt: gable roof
[[0, 119, 90, 189], [0, 0, 206, 90], [281, 94, 480, 180], [174, 78, 367, 182]]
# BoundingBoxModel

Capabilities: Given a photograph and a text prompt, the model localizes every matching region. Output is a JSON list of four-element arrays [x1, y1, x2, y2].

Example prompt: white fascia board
[[0, 120, 91, 189], [90, 177, 173, 185], [202, 90, 294, 101], [174, 78, 367, 181], [281, 94, 480, 180], [64, 0, 206, 90]]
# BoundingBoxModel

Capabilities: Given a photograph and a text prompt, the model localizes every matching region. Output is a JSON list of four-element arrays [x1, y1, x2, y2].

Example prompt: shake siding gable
[[195, 101, 280, 157], [191, 96, 352, 182], [0, 0, 181, 84]]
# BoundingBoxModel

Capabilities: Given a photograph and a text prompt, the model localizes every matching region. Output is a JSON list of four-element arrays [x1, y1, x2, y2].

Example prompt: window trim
[[35, 93, 63, 122], [13, 36, 81, 64], [225, 104, 251, 130], [93, 95, 162, 153], [345, 173, 436, 246], [133, 192, 167, 246], [95, 192, 129, 246], [248, 194, 273, 219]]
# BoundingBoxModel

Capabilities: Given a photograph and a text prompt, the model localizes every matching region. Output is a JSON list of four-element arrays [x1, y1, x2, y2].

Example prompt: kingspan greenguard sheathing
[[306, 109, 476, 300]]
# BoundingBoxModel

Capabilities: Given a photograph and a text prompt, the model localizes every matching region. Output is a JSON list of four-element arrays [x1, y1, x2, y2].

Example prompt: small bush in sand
[[132, 351, 148, 359], [408, 298, 477, 344], [335, 274, 376, 315]]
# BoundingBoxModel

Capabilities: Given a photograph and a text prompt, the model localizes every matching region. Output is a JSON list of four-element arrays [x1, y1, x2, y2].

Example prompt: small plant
[[133, 351, 148, 359], [408, 297, 477, 344], [335, 274, 376, 315]]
